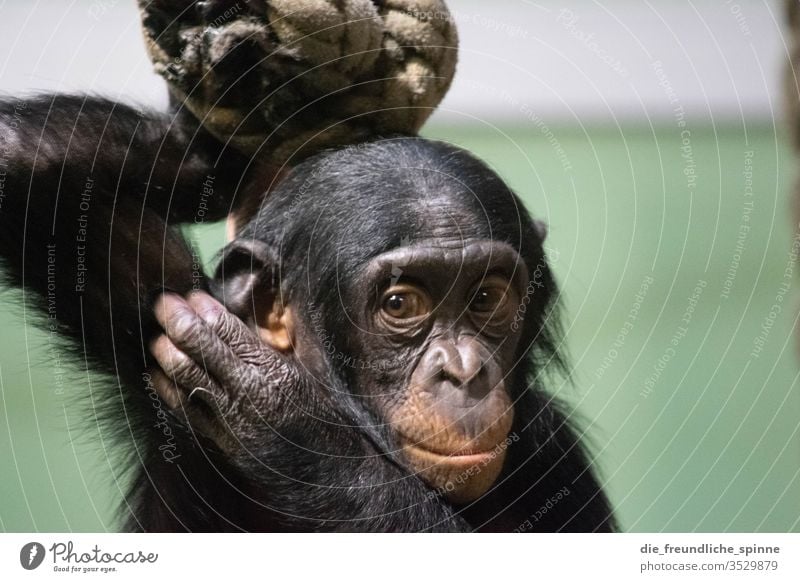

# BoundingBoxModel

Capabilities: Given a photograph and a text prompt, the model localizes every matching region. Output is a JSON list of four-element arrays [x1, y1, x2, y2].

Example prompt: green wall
[[1, 121, 798, 531]]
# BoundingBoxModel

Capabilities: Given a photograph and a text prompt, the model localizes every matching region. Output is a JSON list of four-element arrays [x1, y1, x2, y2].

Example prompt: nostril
[[464, 369, 492, 401], [440, 363, 465, 385], [431, 346, 449, 371], [442, 350, 484, 387], [424, 337, 488, 388]]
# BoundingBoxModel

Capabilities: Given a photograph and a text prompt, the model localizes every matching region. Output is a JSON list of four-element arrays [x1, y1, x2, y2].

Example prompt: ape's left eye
[[470, 288, 507, 312], [468, 277, 514, 318]]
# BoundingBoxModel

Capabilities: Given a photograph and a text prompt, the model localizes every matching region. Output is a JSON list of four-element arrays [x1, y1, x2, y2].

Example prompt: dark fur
[[0, 96, 615, 531]]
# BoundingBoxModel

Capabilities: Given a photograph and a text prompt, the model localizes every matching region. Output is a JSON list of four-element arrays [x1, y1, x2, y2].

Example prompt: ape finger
[[185, 291, 266, 360], [150, 333, 223, 395], [149, 367, 232, 446], [154, 292, 251, 390], [149, 363, 182, 410]]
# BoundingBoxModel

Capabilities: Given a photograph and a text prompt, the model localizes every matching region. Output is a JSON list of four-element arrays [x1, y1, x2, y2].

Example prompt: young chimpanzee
[[0, 96, 615, 532]]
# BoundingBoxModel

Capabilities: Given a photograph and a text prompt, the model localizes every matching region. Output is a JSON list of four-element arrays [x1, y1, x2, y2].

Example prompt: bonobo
[[0, 96, 613, 530], [148, 137, 616, 531]]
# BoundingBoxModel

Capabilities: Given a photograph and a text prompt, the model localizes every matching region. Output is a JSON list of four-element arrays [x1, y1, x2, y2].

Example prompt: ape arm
[[0, 95, 249, 379]]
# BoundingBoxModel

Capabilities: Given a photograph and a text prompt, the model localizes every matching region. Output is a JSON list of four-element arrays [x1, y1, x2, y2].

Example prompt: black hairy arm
[[0, 94, 249, 380]]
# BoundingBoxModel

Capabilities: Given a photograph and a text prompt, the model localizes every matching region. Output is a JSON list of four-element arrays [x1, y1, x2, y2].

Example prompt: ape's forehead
[[405, 193, 498, 238], [328, 188, 522, 251]]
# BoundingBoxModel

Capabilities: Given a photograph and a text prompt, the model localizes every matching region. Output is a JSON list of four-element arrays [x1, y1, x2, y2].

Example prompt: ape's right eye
[[380, 285, 431, 321]]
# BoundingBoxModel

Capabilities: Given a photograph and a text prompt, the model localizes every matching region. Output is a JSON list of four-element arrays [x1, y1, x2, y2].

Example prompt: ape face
[[222, 137, 556, 506], [346, 240, 528, 503]]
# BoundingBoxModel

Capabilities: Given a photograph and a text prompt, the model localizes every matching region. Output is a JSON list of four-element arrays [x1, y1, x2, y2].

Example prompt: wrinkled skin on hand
[[150, 291, 302, 455]]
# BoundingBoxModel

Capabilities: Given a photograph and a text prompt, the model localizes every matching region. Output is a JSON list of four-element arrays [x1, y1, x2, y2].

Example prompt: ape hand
[[150, 291, 299, 452]]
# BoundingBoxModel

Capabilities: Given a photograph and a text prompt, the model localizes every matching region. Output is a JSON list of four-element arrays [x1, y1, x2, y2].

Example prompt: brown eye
[[469, 277, 515, 319], [470, 287, 508, 312], [380, 286, 431, 321]]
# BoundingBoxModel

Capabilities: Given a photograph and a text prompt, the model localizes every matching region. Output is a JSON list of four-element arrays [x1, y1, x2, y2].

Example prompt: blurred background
[[0, 0, 798, 532]]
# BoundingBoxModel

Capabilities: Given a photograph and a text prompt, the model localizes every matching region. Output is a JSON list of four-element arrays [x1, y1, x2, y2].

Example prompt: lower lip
[[403, 442, 500, 467]]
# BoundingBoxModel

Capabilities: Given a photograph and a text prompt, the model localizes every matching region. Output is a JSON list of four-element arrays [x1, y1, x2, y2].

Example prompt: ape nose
[[429, 337, 485, 387]]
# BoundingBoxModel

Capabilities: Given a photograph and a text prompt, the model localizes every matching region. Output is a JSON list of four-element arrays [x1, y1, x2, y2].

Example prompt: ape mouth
[[393, 409, 515, 469], [398, 434, 511, 504], [400, 437, 505, 466]]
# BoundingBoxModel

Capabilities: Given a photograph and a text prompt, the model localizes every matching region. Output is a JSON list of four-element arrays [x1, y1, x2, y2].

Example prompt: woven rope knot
[[139, 0, 458, 159]]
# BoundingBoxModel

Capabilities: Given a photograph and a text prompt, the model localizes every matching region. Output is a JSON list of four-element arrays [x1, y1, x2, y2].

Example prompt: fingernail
[[186, 291, 222, 320], [146, 286, 184, 309], [154, 292, 190, 321]]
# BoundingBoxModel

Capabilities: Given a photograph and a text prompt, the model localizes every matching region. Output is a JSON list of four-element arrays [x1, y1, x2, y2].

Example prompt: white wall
[[447, 0, 785, 124], [0, 0, 788, 124]]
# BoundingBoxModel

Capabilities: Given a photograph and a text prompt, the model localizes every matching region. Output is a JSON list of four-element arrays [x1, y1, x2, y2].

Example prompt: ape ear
[[212, 239, 294, 353], [533, 219, 548, 241]]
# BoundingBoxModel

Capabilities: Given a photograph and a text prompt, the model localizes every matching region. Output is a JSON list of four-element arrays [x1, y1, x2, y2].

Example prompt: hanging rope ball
[[138, 0, 458, 160]]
